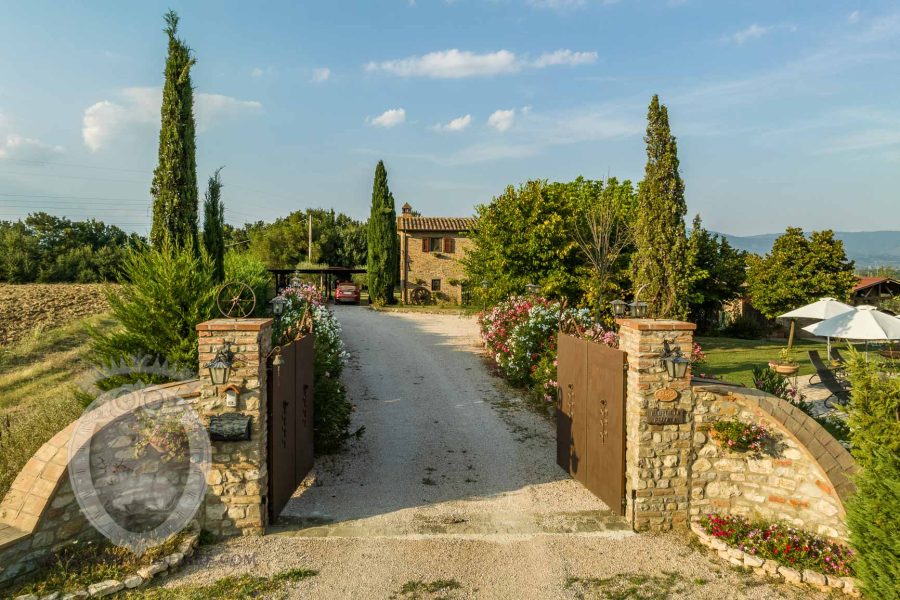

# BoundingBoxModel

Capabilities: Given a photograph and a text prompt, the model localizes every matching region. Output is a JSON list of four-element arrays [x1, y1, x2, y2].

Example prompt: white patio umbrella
[[778, 297, 856, 352], [803, 305, 900, 360]]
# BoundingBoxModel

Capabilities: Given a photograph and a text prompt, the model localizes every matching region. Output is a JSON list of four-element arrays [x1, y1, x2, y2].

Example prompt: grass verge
[[122, 568, 317, 599], [0, 313, 117, 497]]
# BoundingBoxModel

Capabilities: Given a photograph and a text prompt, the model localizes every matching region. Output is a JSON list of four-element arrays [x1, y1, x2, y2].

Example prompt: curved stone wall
[[691, 384, 857, 541]]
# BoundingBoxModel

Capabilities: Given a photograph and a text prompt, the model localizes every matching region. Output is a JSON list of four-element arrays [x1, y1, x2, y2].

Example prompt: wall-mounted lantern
[[661, 339, 690, 380], [205, 341, 234, 386], [629, 301, 649, 319], [611, 299, 628, 317], [271, 296, 287, 317]]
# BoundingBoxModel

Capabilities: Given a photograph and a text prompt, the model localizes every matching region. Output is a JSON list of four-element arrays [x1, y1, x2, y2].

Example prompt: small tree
[[202, 168, 226, 282], [746, 227, 857, 319], [632, 95, 691, 320], [150, 10, 199, 251], [687, 215, 747, 332], [367, 161, 398, 304]]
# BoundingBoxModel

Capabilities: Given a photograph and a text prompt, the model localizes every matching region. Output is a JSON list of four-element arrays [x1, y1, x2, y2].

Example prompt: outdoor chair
[[830, 347, 846, 364], [808, 350, 852, 407]]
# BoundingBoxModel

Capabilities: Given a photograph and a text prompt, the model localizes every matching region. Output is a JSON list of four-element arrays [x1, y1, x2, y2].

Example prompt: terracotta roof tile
[[397, 216, 477, 232]]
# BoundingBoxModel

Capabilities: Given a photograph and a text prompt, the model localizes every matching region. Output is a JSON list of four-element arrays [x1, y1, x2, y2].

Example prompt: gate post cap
[[616, 319, 696, 331], [197, 318, 274, 331]]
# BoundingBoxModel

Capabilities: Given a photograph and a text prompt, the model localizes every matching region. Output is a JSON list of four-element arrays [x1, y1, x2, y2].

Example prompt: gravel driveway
[[165, 307, 827, 600]]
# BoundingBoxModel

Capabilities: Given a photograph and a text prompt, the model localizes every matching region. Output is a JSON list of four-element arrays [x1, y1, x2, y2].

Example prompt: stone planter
[[689, 521, 859, 597]]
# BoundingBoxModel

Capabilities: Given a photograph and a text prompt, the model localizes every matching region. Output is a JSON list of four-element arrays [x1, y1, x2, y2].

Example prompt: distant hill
[[717, 231, 900, 268]]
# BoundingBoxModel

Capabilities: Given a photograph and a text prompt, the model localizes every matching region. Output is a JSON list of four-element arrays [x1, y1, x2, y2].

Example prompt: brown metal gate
[[557, 333, 627, 515], [267, 334, 315, 521]]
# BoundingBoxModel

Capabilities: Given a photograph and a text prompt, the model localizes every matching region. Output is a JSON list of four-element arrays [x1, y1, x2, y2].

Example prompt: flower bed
[[478, 296, 616, 403], [699, 514, 854, 577], [707, 419, 774, 454], [272, 284, 356, 452]]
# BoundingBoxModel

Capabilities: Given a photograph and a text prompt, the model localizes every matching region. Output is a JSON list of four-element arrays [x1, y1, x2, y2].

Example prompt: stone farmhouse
[[397, 203, 476, 304]]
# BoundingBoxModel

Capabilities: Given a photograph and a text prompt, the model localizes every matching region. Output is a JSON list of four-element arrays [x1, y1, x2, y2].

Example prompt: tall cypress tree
[[150, 10, 199, 251], [367, 161, 399, 304], [632, 95, 690, 320], [202, 167, 225, 283]]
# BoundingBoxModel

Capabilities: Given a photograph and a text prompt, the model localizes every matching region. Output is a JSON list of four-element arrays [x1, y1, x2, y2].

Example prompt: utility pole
[[308, 213, 313, 263]]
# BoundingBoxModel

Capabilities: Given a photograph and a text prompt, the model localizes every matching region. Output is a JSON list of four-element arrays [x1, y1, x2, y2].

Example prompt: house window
[[431, 279, 441, 292], [430, 237, 442, 252]]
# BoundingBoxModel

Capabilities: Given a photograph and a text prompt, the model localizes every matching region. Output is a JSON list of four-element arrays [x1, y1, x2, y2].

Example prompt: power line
[[0, 192, 148, 202], [0, 170, 148, 184]]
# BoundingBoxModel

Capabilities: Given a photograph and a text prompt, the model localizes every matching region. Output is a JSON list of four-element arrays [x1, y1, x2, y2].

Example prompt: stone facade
[[195, 318, 273, 537], [617, 319, 697, 532], [616, 318, 857, 541], [397, 204, 476, 304]]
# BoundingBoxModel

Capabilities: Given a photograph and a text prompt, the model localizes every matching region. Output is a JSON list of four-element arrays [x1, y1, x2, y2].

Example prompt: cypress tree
[[150, 10, 199, 251], [632, 95, 690, 320], [202, 167, 225, 283], [367, 161, 399, 304]]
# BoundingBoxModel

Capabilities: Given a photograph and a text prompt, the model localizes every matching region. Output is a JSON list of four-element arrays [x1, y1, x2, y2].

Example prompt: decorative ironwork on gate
[[556, 333, 627, 515]]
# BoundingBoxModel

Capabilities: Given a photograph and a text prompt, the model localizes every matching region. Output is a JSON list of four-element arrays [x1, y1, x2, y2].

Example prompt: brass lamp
[[661, 340, 690, 380]]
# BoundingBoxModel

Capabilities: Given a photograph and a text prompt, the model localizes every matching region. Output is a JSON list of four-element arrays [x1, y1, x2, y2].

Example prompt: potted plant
[[769, 347, 799, 376]]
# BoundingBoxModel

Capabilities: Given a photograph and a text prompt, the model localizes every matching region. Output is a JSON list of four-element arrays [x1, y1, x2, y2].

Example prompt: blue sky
[[0, 1, 898, 236]]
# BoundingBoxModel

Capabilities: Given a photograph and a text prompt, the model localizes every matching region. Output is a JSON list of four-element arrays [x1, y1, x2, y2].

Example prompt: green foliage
[[688, 215, 747, 333], [223, 251, 270, 315], [632, 95, 691, 320], [202, 168, 226, 283], [0, 214, 136, 283], [367, 161, 399, 304], [846, 446, 900, 600], [845, 350, 900, 599], [243, 209, 366, 269], [720, 315, 769, 339], [464, 180, 585, 306], [91, 243, 216, 370], [150, 10, 199, 251], [746, 227, 857, 319]]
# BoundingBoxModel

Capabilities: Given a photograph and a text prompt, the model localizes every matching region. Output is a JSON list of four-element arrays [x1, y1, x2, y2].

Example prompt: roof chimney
[[401, 202, 412, 216]]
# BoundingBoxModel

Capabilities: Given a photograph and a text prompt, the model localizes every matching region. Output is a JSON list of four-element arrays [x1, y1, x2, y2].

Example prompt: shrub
[[272, 284, 356, 452], [720, 314, 768, 339], [845, 351, 900, 598], [224, 251, 271, 315], [700, 513, 854, 577], [91, 243, 216, 370], [707, 419, 773, 454], [478, 296, 616, 402]]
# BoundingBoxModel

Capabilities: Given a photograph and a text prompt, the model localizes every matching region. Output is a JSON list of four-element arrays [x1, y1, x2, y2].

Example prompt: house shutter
[[422, 237, 430, 252], [443, 237, 454, 253]]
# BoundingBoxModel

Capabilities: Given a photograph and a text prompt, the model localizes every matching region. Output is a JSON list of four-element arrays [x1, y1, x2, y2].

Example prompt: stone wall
[[616, 319, 857, 541], [691, 385, 856, 541], [195, 318, 273, 536], [400, 232, 472, 303]]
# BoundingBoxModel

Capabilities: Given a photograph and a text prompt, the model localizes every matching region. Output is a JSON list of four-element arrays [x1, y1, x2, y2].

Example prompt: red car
[[335, 281, 361, 304]]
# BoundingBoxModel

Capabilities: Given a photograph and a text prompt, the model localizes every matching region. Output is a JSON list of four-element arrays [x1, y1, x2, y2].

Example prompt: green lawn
[[695, 336, 864, 387]]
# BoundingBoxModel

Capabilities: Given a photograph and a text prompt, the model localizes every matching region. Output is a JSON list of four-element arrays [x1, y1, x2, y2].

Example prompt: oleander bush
[[700, 513, 854, 577], [272, 283, 358, 452], [478, 296, 616, 403]]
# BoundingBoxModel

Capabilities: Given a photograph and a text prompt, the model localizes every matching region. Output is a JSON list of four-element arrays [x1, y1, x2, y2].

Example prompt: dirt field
[[0, 283, 112, 346]]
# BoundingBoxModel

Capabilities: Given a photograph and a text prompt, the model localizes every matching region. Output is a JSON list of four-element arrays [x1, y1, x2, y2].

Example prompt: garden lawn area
[[0, 313, 117, 497], [694, 336, 864, 387]]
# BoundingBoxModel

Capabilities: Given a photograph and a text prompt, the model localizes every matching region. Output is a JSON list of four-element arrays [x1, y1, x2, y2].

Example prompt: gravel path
[[165, 307, 828, 599]]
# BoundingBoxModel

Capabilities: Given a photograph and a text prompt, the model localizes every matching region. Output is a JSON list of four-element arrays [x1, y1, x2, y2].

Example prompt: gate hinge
[[623, 362, 629, 371]]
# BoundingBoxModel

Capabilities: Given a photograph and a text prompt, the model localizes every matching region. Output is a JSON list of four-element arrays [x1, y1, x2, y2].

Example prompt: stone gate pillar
[[617, 318, 696, 532], [196, 318, 272, 536]]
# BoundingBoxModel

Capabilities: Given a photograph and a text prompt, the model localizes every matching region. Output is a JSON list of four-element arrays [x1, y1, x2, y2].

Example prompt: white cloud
[[725, 24, 772, 45], [311, 67, 331, 83], [848, 10, 860, 24], [365, 47, 597, 78], [532, 49, 598, 68], [368, 108, 406, 128], [82, 87, 261, 152], [432, 114, 472, 132], [0, 134, 64, 161], [250, 66, 274, 77], [487, 109, 516, 132]]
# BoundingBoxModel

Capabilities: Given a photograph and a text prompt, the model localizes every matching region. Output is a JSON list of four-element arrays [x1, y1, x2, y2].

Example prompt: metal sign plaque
[[654, 387, 679, 402], [647, 408, 688, 425]]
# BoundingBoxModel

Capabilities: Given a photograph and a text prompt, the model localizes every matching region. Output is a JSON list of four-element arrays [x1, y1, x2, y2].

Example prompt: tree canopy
[[367, 161, 399, 304], [746, 227, 857, 319], [150, 10, 199, 251], [632, 95, 690, 320], [202, 168, 226, 282], [687, 215, 747, 332]]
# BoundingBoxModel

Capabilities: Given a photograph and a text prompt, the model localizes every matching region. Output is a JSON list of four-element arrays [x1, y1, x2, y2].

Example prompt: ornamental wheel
[[216, 282, 257, 318], [410, 286, 431, 305]]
